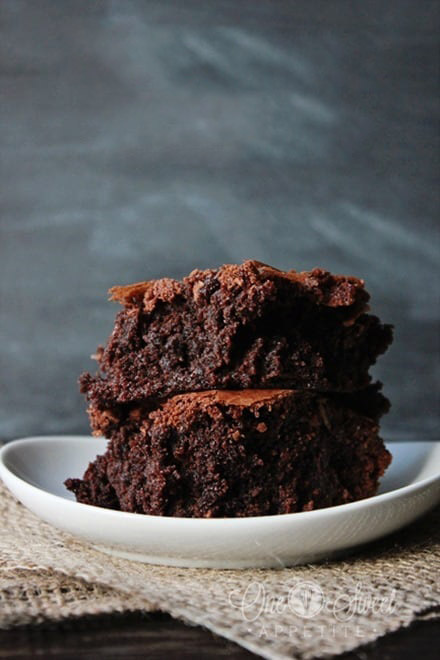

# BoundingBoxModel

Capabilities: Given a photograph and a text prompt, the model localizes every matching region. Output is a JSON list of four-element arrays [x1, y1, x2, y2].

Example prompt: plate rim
[[1, 435, 439, 525]]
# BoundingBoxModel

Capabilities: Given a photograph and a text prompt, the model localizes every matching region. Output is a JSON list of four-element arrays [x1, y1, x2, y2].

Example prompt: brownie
[[80, 260, 393, 407], [65, 387, 391, 517]]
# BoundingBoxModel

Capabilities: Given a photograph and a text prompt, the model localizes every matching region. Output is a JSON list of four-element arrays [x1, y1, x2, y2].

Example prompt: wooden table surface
[[1, 612, 439, 659]]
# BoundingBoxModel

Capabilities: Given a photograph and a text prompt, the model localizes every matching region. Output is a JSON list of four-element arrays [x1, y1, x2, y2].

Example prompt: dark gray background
[[1, 0, 439, 442]]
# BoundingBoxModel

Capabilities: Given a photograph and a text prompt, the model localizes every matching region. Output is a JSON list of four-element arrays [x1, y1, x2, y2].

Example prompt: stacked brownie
[[65, 260, 393, 517]]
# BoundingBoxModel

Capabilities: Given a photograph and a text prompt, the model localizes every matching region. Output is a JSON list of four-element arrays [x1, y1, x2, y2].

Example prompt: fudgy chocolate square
[[80, 260, 393, 407], [66, 387, 391, 517]]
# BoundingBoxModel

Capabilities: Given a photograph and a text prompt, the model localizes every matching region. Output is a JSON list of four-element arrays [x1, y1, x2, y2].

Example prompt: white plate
[[1, 436, 439, 569]]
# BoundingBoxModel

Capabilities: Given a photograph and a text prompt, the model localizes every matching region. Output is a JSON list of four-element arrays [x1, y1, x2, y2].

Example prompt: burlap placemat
[[1, 480, 439, 660]]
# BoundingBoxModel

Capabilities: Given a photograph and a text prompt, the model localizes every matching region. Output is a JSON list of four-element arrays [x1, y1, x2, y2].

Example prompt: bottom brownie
[[65, 389, 391, 517]]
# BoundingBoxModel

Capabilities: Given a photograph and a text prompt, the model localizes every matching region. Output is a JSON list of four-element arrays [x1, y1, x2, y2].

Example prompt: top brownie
[[80, 260, 393, 405]]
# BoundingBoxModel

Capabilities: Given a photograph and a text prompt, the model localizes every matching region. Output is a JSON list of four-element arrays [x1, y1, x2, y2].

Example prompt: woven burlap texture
[[1, 480, 439, 660]]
